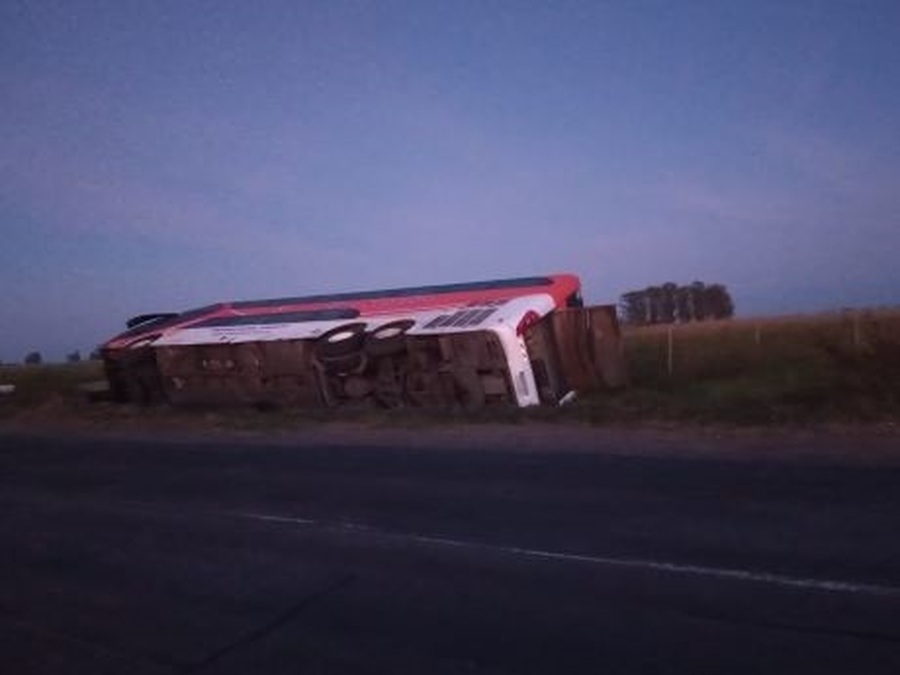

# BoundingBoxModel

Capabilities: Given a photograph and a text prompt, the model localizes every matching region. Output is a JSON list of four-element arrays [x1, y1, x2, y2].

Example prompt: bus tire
[[315, 323, 367, 360], [365, 320, 414, 358]]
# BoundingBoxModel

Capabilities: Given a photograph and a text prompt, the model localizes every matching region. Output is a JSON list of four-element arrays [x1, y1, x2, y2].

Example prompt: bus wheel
[[365, 319, 414, 358], [315, 323, 367, 360]]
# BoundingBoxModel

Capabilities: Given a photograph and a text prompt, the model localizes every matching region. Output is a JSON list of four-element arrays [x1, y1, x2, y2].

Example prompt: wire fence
[[622, 309, 900, 386]]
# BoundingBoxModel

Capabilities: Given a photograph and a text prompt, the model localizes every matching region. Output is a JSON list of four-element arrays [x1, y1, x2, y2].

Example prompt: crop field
[[0, 361, 103, 409], [611, 308, 900, 424]]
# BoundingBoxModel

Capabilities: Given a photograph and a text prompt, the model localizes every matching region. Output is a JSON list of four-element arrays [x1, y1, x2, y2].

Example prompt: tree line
[[16, 350, 99, 366], [619, 282, 734, 325]]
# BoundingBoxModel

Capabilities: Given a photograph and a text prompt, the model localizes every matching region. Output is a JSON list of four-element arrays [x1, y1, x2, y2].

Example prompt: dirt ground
[[2, 395, 898, 466]]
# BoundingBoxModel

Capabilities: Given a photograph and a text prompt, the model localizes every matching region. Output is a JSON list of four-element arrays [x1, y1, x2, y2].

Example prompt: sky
[[2, 1, 899, 361]]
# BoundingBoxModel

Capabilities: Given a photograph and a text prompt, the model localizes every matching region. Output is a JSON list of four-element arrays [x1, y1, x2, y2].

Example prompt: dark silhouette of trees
[[24, 351, 42, 365], [689, 281, 708, 321], [675, 285, 692, 323], [645, 286, 662, 324], [67, 351, 82, 363], [620, 291, 647, 325], [619, 282, 735, 325], [660, 282, 678, 324], [704, 283, 734, 319]]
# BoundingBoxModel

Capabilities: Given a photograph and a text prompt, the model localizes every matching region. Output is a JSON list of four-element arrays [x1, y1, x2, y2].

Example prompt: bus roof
[[103, 273, 581, 349]]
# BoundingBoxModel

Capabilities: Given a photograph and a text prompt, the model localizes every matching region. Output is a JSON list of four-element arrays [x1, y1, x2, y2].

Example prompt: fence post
[[853, 311, 861, 349], [754, 323, 761, 346]]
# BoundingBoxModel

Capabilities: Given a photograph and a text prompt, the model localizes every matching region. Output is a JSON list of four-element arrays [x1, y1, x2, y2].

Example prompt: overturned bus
[[99, 273, 626, 409]]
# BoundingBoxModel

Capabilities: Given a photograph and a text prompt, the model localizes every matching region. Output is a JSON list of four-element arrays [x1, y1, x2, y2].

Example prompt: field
[[602, 308, 900, 424], [2, 308, 899, 429], [0, 361, 104, 409]]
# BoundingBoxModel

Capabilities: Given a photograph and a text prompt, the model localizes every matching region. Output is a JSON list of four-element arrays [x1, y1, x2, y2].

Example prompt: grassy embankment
[[585, 309, 900, 425], [2, 308, 899, 429], [0, 361, 104, 410]]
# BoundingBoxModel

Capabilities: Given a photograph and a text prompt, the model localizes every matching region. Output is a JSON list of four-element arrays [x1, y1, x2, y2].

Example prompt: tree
[[704, 284, 735, 319], [660, 282, 678, 324], [620, 291, 646, 325], [645, 286, 663, 325], [620, 281, 736, 325], [67, 351, 82, 363], [24, 351, 42, 365], [675, 285, 693, 322], [689, 281, 708, 321]]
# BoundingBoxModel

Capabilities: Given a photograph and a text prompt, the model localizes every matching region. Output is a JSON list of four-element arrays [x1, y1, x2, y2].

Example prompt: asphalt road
[[1, 431, 899, 674]]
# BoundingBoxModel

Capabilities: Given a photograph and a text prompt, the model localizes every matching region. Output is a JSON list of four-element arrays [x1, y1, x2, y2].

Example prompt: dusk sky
[[2, 1, 899, 361]]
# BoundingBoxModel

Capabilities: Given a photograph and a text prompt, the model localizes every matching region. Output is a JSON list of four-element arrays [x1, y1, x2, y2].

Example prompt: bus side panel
[[402, 332, 517, 408], [586, 305, 628, 388], [547, 305, 627, 392], [156, 343, 261, 406], [156, 340, 323, 407], [441, 332, 518, 407], [102, 347, 166, 405], [155, 331, 521, 409], [523, 318, 569, 404]]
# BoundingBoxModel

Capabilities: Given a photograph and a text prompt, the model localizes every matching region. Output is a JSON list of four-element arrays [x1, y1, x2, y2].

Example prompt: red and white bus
[[100, 274, 611, 409]]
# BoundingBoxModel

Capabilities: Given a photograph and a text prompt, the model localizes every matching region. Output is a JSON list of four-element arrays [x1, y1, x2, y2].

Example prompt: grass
[[0, 361, 104, 414], [2, 308, 899, 430], [605, 308, 900, 424]]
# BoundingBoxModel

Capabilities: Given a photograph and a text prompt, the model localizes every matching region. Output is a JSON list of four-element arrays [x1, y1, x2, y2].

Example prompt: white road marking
[[238, 512, 318, 525], [234, 511, 900, 599]]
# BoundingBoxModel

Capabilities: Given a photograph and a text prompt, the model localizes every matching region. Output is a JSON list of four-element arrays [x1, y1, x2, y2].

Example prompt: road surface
[[1, 430, 899, 673]]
